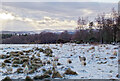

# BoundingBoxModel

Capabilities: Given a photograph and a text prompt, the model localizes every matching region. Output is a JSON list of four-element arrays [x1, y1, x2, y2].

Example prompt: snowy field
[[0, 43, 119, 80]]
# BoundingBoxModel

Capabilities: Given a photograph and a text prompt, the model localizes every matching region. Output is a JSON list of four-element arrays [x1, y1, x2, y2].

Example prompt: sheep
[[54, 57, 59, 61], [79, 56, 86, 61], [81, 61, 86, 66], [67, 59, 72, 64], [113, 51, 117, 56], [79, 56, 87, 66]]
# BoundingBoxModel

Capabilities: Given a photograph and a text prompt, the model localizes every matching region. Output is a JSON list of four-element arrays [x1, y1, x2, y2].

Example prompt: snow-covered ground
[[0, 43, 119, 80]]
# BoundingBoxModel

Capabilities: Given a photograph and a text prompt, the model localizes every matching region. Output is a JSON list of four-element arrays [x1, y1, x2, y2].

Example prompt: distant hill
[[0, 30, 76, 34], [0, 31, 35, 34]]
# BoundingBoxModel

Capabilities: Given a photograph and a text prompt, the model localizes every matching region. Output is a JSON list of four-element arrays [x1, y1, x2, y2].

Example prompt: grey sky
[[0, 2, 118, 31], [1, 0, 119, 3]]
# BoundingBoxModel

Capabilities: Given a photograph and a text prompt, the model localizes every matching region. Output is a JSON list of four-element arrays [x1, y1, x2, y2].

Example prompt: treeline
[[1, 34, 13, 39], [2, 31, 70, 44], [2, 29, 120, 44]]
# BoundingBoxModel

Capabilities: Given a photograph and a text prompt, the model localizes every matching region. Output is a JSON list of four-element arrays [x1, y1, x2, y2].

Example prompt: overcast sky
[[0, 1, 118, 31], [1, 0, 119, 3]]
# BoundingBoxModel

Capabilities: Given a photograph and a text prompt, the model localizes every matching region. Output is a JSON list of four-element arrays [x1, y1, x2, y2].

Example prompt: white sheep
[[79, 56, 86, 66], [81, 61, 86, 66], [79, 56, 86, 61]]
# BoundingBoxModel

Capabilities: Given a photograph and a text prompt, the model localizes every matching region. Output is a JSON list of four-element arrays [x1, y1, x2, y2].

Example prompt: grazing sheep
[[89, 47, 95, 50], [67, 59, 72, 64], [79, 56, 86, 66], [79, 56, 86, 61], [54, 57, 59, 61], [42, 61, 46, 66], [81, 61, 86, 66], [113, 51, 117, 56]]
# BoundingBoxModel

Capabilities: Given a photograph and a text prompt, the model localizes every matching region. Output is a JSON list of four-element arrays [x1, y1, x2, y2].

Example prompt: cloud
[[2, 20, 35, 31], [0, 13, 15, 20], [0, 11, 77, 31], [82, 9, 93, 15]]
